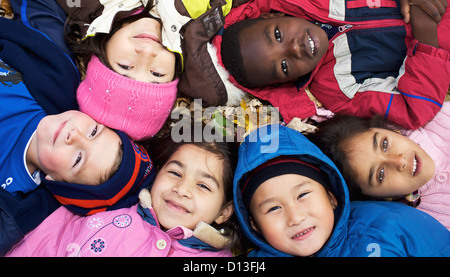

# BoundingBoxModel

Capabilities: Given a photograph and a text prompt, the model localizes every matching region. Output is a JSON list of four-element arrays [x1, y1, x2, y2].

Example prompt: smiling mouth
[[307, 34, 315, 55], [133, 33, 161, 44], [165, 200, 190, 214], [291, 227, 314, 240], [412, 155, 419, 176], [53, 121, 67, 145]]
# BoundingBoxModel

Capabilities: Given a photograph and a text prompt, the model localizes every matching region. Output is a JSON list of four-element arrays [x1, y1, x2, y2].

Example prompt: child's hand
[[400, 0, 447, 23], [410, 5, 439, 47]]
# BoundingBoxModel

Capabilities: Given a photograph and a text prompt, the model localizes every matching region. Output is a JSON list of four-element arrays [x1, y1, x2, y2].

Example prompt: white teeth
[[292, 228, 311, 239], [413, 157, 417, 175], [307, 34, 315, 55]]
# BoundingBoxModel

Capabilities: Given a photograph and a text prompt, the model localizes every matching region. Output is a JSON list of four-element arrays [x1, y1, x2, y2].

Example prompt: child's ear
[[214, 201, 234, 225], [45, 175, 55, 181], [260, 12, 285, 19], [327, 190, 338, 210], [250, 217, 261, 233]]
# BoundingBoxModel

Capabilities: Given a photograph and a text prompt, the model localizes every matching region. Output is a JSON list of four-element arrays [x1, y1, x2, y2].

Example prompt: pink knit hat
[[77, 56, 178, 141]]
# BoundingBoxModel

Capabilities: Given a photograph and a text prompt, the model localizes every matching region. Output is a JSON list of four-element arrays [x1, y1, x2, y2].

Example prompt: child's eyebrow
[[200, 172, 220, 189], [78, 126, 106, 181], [258, 183, 308, 210], [75, 125, 106, 175], [271, 63, 279, 80], [258, 196, 277, 210], [166, 160, 220, 189], [372, 132, 379, 152], [166, 160, 183, 168], [263, 26, 281, 80], [368, 132, 379, 187], [264, 25, 273, 46]]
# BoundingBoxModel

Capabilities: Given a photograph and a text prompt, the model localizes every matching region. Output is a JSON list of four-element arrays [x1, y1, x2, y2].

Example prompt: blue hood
[[233, 125, 350, 257]]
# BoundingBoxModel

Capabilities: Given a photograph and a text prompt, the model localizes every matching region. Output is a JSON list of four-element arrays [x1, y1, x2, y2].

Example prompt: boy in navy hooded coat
[[0, 5, 79, 254], [0, 7, 154, 254], [233, 124, 450, 256]]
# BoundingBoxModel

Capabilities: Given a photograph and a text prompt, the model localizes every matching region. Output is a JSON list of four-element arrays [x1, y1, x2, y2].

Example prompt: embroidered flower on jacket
[[90, 238, 106, 254]]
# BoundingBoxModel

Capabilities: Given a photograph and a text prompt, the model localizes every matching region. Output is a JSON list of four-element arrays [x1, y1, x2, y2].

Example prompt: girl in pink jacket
[[6, 134, 240, 257], [311, 102, 450, 230]]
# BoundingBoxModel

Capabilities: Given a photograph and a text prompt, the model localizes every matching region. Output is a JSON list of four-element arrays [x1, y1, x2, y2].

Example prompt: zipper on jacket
[[338, 24, 353, 32], [336, 18, 405, 34], [326, 24, 354, 43]]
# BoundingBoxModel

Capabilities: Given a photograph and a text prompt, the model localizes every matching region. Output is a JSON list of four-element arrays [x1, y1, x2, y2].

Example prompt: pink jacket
[[213, 0, 450, 129], [404, 102, 450, 230], [6, 189, 232, 257]]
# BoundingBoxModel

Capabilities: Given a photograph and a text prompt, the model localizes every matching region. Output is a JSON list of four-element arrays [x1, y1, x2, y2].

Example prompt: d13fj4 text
[[183, 261, 266, 274]]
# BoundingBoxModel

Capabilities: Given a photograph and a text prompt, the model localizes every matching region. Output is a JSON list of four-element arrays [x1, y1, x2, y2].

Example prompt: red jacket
[[213, 0, 450, 129]]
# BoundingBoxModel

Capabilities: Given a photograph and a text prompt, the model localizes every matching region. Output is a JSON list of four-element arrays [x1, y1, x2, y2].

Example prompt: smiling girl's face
[[150, 144, 233, 230], [106, 17, 176, 83], [345, 128, 435, 198]]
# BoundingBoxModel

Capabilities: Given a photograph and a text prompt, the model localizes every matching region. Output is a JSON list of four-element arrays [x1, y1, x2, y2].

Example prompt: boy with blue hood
[[233, 125, 450, 256]]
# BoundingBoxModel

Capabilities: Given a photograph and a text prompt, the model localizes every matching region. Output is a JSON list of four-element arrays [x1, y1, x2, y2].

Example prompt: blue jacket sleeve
[[0, 17, 79, 115], [349, 201, 450, 257], [9, 0, 73, 56], [0, 187, 60, 256]]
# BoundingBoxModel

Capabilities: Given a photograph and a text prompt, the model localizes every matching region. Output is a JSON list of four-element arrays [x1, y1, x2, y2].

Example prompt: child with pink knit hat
[[57, 0, 247, 141], [58, 0, 180, 141], [311, 102, 450, 230], [58, 0, 245, 141], [76, 55, 178, 141]]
